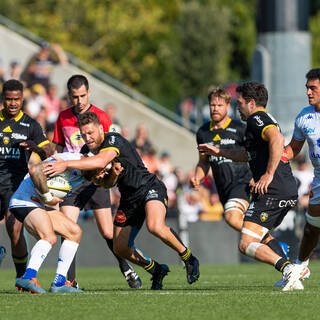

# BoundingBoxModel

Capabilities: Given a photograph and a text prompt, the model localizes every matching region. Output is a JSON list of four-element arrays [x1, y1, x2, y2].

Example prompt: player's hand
[[45, 196, 63, 206], [42, 157, 67, 177], [198, 144, 219, 156], [112, 162, 123, 176], [190, 177, 200, 191], [254, 173, 274, 195], [20, 140, 38, 152]]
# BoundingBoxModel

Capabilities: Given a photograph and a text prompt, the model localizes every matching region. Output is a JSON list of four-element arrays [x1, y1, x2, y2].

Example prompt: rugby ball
[[47, 175, 71, 199]]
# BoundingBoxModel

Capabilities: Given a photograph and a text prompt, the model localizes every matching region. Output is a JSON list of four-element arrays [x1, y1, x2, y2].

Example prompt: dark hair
[[77, 112, 101, 127], [208, 87, 231, 104], [67, 74, 89, 91], [236, 82, 268, 108], [2, 79, 23, 95], [306, 68, 320, 81]]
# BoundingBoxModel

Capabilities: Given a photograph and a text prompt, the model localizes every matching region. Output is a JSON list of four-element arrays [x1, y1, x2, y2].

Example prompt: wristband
[[40, 192, 53, 202]]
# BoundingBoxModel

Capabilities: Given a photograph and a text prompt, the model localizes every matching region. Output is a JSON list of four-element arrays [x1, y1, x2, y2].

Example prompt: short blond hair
[[207, 87, 231, 104]]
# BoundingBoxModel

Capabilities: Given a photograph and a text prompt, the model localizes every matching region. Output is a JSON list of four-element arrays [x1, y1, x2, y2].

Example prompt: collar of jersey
[[251, 108, 267, 115], [210, 117, 231, 131], [0, 110, 24, 122]]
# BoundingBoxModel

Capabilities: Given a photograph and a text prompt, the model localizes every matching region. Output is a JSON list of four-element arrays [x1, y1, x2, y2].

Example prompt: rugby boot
[[16, 277, 46, 294], [49, 282, 83, 293], [274, 266, 310, 288], [0, 246, 6, 266], [124, 267, 142, 289], [65, 279, 79, 289], [282, 264, 306, 291], [151, 264, 170, 290], [185, 255, 200, 284]]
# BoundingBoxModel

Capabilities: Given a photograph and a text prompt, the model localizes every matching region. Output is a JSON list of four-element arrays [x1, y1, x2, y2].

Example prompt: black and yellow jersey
[[81, 132, 157, 203], [245, 110, 297, 197], [196, 118, 252, 202], [0, 110, 49, 189]]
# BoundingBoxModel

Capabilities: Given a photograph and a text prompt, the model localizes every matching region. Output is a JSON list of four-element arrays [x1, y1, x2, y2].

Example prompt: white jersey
[[9, 152, 85, 209], [293, 105, 320, 178]]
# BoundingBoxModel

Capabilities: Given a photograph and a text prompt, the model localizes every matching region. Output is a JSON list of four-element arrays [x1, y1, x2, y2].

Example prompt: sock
[[62, 237, 76, 282], [55, 240, 79, 280], [266, 239, 287, 259], [53, 274, 66, 287], [131, 246, 159, 274], [105, 237, 131, 274], [179, 248, 192, 263], [12, 252, 28, 278], [144, 259, 161, 275], [274, 257, 291, 272], [24, 239, 52, 278], [296, 258, 309, 266]]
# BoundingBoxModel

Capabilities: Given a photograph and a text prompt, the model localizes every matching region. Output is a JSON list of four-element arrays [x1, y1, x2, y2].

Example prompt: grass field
[[1, 261, 320, 320]]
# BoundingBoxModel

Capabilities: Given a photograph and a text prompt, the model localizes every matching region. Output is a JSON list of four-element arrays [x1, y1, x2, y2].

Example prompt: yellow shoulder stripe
[[100, 147, 120, 156], [261, 124, 276, 141]]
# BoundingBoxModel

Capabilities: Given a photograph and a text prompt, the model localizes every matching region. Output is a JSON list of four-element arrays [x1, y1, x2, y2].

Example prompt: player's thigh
[[47, 209, 81, 242], [60, 205, 81, 222], [241, 221, 268, 244], [24, 208, 56, 242], [145, 200, 167, 231]]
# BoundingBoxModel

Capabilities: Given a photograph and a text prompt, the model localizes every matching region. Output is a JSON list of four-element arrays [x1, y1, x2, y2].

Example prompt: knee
[[146, 220, 164, 236], [238, 239, 248, 255], [99, 228, 113, 240], [69, 224, 82, 243]]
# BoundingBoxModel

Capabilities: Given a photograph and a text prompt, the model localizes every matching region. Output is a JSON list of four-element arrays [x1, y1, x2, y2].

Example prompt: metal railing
[[0, 14, 198, 133]]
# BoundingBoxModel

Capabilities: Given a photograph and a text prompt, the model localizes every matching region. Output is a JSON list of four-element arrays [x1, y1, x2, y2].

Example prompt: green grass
[[1, 262, 319, 320]]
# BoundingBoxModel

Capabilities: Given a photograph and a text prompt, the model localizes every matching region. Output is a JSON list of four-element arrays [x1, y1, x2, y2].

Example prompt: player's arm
[[43, 149, 117, 176], [28, 153, 61, 205], [197, 144, 248, 162], [285, 137, 305, 160], [20, 140, 52, 161], [92, 162, 123, 189], [190, 154, 210, 190], [254, 126, 283, 195]]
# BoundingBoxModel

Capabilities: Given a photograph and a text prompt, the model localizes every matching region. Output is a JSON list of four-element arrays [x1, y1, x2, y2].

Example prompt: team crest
[[115, 210, 126, 223], [260, 212, 268, 222], [3, 136, 10, 144]]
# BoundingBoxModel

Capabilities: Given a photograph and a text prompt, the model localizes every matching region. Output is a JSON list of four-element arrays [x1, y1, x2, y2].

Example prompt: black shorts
[[244, 194, 298, 230], [10, 207, 37, 223], [220, 183, 251, 205], [114, 179, 168, 229], [60, 181, 111, 210], [0, 187, 14, 220]]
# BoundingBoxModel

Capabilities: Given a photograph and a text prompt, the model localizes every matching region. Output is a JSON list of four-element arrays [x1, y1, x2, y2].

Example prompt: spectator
[[131, 123, 152, 155], [24, 83, 46, 118], [24, 42, 68, 90], [141, 147, 159, 174], [4, 61, 22, 81], [105, 103, 121, 132], [158, 151, 174, 178], [44, 84, 60, 124]]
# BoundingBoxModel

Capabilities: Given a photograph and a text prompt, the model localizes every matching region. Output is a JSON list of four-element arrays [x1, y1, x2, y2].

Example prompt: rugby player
[[191, 87, 289, 260], [284, 68, 320, 280], [53, 74, 141, 289], [44, 112, 200, 290], [10, 152, 86, 293], [0, 79, 51, 283], [198, 82, 304, 291]]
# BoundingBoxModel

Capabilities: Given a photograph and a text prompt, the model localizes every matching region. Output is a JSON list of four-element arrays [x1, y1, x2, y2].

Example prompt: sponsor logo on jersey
[[220, 138, 235, 145], [311, 151, 320, 159], [317, 138, 320, 148], [3, 136, 10, 145], [226, 128, 236, 133], [209, 155, 232, 164], [108, 136, 116, 145], [3, 126, 12, 133], [304, 127, 315, 134], [279, 199, 297, 208], [212, 134, 221, 141], [19, 122, 30, 127], [260, 212, 268, 222], [146, 189, 159, 201], [307, 114, 313, 119], [70, 131, 83, 145], [12, 133, 27, 140], [115, 210, 126, 223], [0, 146, 20, 158], [30, 196, 41, 204], [253, 115, 264, 126]]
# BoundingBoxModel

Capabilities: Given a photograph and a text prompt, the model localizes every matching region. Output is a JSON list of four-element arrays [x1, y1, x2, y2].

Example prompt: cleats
[[282, 264, 306, 292], [151, 264, 170, 290], [16, 277, 46, 294], [0, 246, 6, 266], [66, 279, 79, 289], [124, 268, 142, 289], [275, 266, 310, 288], [49, 282, 83, 293], [301, 267, 310, 281], [185, 255, 200, 284]]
